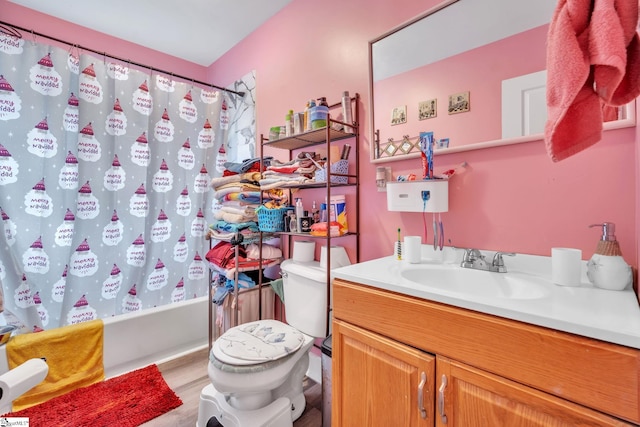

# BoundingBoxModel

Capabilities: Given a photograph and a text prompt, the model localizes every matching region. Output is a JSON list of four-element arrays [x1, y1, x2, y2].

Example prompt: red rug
[[3, 364, 182, 427]]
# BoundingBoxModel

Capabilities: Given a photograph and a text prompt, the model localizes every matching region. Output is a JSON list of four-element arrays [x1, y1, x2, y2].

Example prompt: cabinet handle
[[438, 374, 448, 424], [417, 371, 427, 419]]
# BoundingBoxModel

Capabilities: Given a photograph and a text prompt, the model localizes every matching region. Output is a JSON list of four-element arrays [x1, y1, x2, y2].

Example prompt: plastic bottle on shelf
[[293, 113, 303, 134], [341, 91, 353, 133], [330, 195, 348, 232], [305, 99, 316, 132], [311, 200, 320, 224], [285, 110, 294, 137], [311, 97, 329, 130], [303, 100, 313, 132], [319, 202, 327, 223], [295, 198, 304, 233]]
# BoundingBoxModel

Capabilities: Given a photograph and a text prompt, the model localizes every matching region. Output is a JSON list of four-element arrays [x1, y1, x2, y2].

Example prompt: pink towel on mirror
[[545, 0, 640, 162], [590, 0, 640, 105], [545, 0, 601, 162]]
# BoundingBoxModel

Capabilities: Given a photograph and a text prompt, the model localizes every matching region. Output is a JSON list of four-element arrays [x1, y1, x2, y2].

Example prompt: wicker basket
[[315, 159, 349, 184], [255, 205, 288, 232]]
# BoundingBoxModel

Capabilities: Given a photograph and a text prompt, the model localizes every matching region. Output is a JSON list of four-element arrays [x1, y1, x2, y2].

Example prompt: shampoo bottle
[[586, 222, 632, 291]]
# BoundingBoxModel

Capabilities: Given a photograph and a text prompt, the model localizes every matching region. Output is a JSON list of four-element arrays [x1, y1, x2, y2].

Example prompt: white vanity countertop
[[332, 247, 640, 349]]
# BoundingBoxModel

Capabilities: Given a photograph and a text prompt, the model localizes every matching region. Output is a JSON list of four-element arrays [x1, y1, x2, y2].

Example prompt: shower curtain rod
[[0, 20, 245, 97]]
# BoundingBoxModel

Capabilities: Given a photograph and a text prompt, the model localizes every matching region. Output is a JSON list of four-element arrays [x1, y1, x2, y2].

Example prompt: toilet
[[197, 258, 338, 427]]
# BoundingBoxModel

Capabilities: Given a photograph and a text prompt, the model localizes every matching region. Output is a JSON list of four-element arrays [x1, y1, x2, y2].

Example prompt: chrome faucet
[[460, 248, 515, 273]]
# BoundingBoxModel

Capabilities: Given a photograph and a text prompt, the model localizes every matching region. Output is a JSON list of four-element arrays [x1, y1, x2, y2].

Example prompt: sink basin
[[400, 264, 551, 300]]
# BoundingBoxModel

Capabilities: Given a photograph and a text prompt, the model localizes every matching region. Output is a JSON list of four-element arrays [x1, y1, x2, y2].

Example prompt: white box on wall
[[386, 180, 448, 212]]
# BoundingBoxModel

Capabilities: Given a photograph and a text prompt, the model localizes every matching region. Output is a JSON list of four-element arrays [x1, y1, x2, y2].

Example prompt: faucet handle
[[461, 248, 483, 267], [492, 252, 515, 272], [464, 248, 483, 260]]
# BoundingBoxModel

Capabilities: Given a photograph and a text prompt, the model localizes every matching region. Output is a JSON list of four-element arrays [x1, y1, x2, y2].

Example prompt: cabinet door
[[436, 357, 634, 427], [332, 320, 435, 427]]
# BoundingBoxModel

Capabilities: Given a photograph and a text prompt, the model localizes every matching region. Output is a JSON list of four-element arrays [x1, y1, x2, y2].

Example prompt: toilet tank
[[280, 260, 329, 338]]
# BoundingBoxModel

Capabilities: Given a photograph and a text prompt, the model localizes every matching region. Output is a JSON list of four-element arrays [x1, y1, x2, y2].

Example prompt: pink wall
[[374, 25, 547, 149], [3, 1, 638, 277], [208, 0, 638, 269], [0, 1, 209, 82]]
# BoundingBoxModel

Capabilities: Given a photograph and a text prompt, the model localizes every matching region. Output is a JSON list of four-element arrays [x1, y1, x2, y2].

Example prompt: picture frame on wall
[[448, 91, 470, 114], [390, 105, 407, 125], [419, 98, 437, 120], [436, 138, 450, 149]]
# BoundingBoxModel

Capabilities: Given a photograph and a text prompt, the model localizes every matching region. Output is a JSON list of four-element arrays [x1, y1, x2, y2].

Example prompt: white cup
[[551, 248, 583, 286], [404, 236, 422, 264]]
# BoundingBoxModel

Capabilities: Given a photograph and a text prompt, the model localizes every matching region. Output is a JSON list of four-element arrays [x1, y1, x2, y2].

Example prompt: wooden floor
[[141, 348, 323, 427]]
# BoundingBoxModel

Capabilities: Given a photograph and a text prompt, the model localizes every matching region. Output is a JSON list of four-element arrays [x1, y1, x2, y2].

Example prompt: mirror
[[369, 0, 636, 163]]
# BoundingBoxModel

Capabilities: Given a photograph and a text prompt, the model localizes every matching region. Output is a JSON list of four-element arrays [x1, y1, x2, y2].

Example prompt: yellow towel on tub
[[7, 319, 104, 411]]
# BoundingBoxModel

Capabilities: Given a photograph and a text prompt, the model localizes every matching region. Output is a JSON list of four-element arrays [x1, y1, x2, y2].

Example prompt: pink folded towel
[[545, 0, 640, 162]]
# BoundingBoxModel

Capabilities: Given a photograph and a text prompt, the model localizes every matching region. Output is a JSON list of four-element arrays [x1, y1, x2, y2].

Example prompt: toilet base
[[198, 383, 307, 427]]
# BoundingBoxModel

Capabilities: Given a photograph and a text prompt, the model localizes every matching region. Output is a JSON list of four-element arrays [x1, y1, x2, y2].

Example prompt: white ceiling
[[8, 0, 292, 66]]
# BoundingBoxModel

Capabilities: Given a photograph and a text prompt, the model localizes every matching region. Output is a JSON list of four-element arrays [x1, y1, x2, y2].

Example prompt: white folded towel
[[246, 243, 282, 260]]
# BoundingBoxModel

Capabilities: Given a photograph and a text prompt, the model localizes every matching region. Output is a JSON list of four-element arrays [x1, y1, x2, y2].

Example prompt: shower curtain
[[0, 33, 254, 331]]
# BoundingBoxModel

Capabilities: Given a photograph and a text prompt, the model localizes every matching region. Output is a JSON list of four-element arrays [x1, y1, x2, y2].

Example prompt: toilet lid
[[214, 319, 305, 365]]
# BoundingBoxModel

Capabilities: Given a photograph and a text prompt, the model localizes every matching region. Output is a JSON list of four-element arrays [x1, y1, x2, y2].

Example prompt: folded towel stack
[[545, 0, 640, 162]]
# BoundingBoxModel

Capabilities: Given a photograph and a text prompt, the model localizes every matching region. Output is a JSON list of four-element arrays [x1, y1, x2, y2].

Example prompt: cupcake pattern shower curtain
[[0, 34, 251, 332]]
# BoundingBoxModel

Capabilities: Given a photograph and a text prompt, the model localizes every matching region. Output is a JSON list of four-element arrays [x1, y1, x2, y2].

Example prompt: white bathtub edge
[[0, 296, 210, 380]]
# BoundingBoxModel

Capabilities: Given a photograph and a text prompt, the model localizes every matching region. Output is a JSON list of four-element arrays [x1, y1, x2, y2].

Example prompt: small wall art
[[419, 98, 437, 120], [448, 91, 470, 114], [390, 105, 407, 125], [436, 138, 450, 149]]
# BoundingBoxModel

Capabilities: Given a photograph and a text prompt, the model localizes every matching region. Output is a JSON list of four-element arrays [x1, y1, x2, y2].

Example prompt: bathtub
[[0, 296, 209, 379], [0, 285, 306, 414], [0, 286, 278, 379]]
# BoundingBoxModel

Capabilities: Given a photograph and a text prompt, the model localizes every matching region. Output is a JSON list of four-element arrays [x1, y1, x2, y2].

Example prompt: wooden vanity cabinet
[[332, 320, 435, 426], [437, 357, 633, 426], [332, 278, 640, 426]]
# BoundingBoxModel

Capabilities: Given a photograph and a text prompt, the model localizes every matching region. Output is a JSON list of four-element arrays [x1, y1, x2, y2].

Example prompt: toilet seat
[[213, 319, 305, 366]]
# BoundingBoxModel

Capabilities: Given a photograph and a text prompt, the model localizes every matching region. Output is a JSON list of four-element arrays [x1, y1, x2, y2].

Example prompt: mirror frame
[[368, 0, 637, 164]]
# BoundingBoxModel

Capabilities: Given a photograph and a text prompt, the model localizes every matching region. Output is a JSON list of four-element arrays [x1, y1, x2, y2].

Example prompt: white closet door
[[501, 70, 547, 139]]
